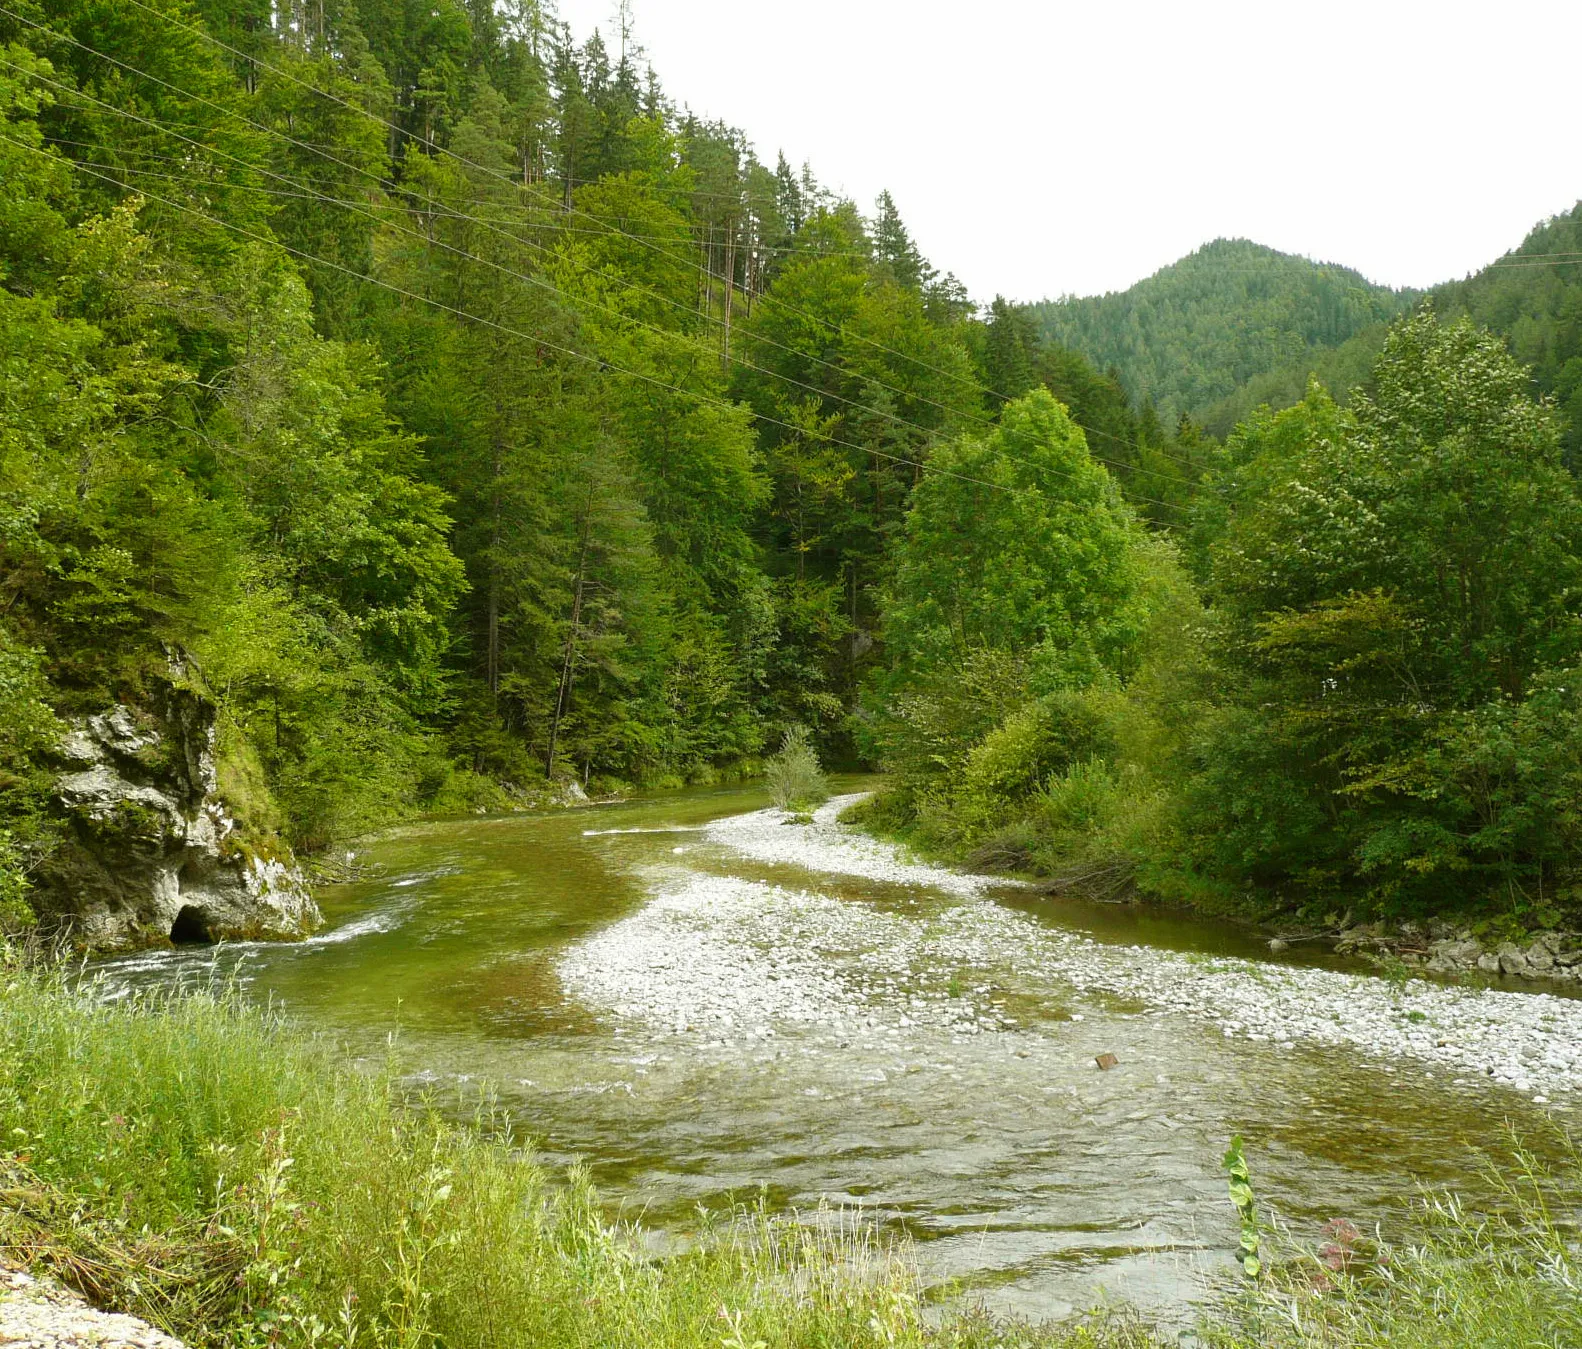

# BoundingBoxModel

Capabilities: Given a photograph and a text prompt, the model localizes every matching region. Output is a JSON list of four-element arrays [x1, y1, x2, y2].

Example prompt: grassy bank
[[0, 967, 1578, 1348]]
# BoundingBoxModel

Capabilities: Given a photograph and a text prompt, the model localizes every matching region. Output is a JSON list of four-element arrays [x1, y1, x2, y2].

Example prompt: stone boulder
[[34, 679, 320, 951]]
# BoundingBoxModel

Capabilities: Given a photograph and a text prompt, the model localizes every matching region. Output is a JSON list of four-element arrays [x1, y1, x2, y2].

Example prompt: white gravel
[[700, 796, 1014, 896], [559, 794, 1582, 1101], [0, 1268, 187, 1349]]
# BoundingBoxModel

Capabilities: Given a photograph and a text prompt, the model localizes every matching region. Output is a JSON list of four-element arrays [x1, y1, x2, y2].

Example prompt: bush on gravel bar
[[766, 725, 831, 813]]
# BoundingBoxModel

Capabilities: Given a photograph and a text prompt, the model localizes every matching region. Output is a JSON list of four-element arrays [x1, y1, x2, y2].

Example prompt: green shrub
[[1038, 758, 1126, 836], [865, 648, 1031, 790], [957, 693, 1119, 831], [766, 725, 830, 812], [423, 766, 519, 816], [0, 831, 34, 934], [214, 720, 283, 839]]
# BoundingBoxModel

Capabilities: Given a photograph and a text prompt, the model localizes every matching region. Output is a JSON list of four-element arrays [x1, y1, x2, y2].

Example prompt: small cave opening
[[170, 904, 214, 945]]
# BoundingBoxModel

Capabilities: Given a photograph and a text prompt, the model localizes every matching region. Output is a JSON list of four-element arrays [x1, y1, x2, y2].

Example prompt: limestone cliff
[[34, 677, 321, 951]]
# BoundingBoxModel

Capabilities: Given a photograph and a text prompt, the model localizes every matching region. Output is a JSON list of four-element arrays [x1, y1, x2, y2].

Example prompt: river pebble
[[0, 1269, 188, 1349], [559, 795, 1582, 1100]]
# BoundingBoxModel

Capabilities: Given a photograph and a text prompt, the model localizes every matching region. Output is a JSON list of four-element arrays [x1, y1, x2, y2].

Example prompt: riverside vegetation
[[6, 0, 1582, 1341], [3, 0, 1582, 940], [2, 965, 1580, 1349]]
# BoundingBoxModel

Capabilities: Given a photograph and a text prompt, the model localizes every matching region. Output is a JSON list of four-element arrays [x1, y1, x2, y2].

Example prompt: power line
[[48, 0, 1582, 443], [59, 137, 1582, 284], [34, 140, 890, 260], [0, 37, 970, 439], [0, 21, 1209, 491], [6, 59, 1204, 502], [5, 130, 1198, 519], [80, 156, 1203, 495], [101, 0, 1151, 442], [1483, 259, 1582, 270], [33, 135, 1197, 512], [4, 17, 1011, 445]]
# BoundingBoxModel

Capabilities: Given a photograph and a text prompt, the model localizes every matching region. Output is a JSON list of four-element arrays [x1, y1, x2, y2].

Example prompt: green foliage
[[1179, 311, 1582, 916], [1027, 239, 1418, 425], [765, 724, 829, 812], [881, 308, 1582, 927], [7, 0, 1582, 948], [3, 972, 1580, 1349], [0, 832, 34, 934], [2, 0, 995, 877], [862, 390, 1166, 869], [879, 390, 1148, 693], [1221, 1136, 1261, 1278], [867, 648, 1033, 797], [0, 968, 1140, 1349], [963, 695, 1116, 808], [1437, 202, 1582, 466], [1198, 203, 1582, 463]]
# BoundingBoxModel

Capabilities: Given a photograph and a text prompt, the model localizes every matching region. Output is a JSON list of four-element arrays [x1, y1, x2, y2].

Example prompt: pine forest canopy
[[1025, 238, 1420, 427], [4, 0, 1582, 935], [1189, 203, 1582, 457]]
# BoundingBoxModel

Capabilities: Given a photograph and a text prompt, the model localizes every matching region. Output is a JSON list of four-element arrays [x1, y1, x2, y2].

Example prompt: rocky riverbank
[[0, 1269, 186, 1349], [561, 795, 1582, 1102], [1317, 922, 1582, 982], [33, 664, 319, 952]]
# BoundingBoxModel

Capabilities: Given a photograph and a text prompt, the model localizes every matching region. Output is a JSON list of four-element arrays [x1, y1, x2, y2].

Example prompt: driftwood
[[1028, 858, 1137, 904], [0, 1158, 246, 1334]]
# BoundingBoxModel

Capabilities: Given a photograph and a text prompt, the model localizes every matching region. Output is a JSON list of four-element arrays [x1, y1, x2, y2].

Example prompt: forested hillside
[[1195, 204, 1582, 445], [1025, 239, 1417, 425], [5, 0, 1582, 941], [0, 0, 1207, 921]]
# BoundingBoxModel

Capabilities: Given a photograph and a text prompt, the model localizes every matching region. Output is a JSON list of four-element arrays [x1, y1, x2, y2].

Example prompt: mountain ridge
[[1025, 237, 1419, 425], [1185, 204, 1582, 446]]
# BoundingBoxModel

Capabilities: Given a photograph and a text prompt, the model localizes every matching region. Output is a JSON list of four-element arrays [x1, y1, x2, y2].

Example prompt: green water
[[96, 782, 1568, 1323]]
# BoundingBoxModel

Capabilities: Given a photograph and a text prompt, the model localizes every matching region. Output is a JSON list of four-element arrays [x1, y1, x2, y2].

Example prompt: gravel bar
[[0, 1269, 187, 1349], [559, 794, 1582, 1100]]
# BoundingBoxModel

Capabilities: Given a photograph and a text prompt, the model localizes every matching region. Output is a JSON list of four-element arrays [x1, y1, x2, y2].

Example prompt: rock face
[[35, 679, 321, 951]]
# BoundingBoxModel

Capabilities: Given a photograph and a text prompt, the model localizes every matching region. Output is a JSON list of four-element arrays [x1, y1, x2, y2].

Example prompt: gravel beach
[[560, 794, 1582, 1101], [0, 1270, 187, 1349]]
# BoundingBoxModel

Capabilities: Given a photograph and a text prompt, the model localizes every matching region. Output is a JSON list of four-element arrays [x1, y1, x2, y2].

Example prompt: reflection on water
[[91, 779, 1570, 1323]]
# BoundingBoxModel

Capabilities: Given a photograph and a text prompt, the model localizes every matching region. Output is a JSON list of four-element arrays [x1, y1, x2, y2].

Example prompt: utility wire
[[42, 143, 1192, 512], [6, 56, 1201, 500], [6, 129, 1199, 519], [99, 0, 1194, 455], [52, 0, 1582, 428], [5, 20, 1000, 438], [61, 156, 1216, 498], [0, 23, 1208, 491]]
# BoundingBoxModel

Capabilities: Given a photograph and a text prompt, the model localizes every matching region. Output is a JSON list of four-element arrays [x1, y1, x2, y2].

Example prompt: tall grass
[[0, 967, 1074, 1348], [1202, 1150, 1582, 1348], [0, 965, 1577, 1348]]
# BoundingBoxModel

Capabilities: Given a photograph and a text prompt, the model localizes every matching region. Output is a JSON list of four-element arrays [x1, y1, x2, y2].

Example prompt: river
[[93, 780, 1576, 1325]]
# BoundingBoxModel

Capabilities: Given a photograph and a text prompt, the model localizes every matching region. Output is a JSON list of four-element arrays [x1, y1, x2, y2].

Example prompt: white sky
[[553, 0, 1582, 303]]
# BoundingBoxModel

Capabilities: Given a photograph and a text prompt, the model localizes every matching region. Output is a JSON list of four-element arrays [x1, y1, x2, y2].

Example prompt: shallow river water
[[94, 781, 1576, 1323]]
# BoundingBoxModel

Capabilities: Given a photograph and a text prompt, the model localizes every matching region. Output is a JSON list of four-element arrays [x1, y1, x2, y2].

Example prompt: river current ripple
[[93, 786, 1577, 1323]]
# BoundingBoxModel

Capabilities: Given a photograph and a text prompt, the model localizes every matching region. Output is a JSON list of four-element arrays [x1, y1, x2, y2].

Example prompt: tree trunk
[[546, 508, 593, 779], [487, 429, 503, 697], [703, 223, 715, 322], [722, 221, 735, 371]]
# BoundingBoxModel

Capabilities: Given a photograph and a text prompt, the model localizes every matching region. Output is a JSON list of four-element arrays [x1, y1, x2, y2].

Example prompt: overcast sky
[[553, 0, 1582, 303]]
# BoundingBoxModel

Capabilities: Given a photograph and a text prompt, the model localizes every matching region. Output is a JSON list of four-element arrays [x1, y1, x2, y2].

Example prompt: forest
[[4, 0, 1582, 939], [1025, 239, 1419, 427]]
